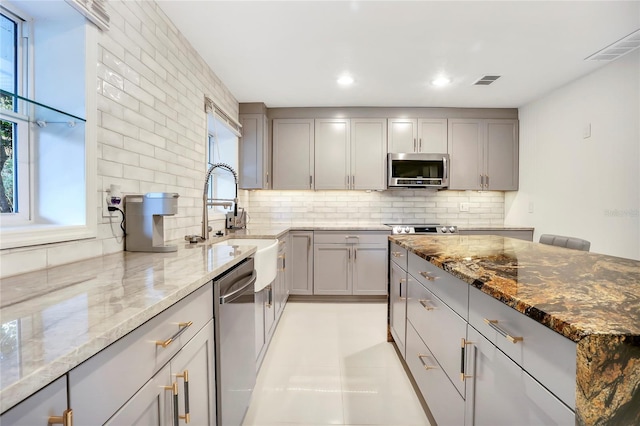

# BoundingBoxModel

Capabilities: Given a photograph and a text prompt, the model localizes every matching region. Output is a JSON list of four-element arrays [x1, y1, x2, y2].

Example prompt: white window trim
[[0, 110, 30, 224], [0, 20, 97, 250]]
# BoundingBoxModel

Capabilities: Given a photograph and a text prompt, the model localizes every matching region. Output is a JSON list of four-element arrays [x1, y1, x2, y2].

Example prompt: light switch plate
[[459, 202, 470, 212], [583, 123, 591, 139]]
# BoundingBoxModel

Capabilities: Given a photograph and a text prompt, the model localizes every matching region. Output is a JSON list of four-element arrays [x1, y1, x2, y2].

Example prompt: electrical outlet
[[459, 202, 470, 212]]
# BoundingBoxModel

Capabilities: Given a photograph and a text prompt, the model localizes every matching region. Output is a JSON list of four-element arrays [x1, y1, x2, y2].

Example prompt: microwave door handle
[[443, 156, 448, 179]]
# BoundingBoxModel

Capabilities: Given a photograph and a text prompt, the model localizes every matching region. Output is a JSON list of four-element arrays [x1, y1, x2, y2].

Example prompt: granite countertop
[[0, 240, 256, 413], [390, 234, 640, 425]]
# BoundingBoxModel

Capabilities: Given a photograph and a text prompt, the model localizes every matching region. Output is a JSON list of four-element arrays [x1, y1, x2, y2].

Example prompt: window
[[0, 8, 29, 222], [207, 113, 240, 215], [0, 0, 97, 249]]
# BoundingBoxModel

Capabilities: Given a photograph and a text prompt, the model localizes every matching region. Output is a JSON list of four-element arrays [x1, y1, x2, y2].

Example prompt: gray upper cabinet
[[388, 118, 447, 153], [314, 119, 351, 190], [388, 118, 417, 153], [314, 118, 387, 190], [239, 113, 270, 189], [448, 119, 518, 191], [273, 119, 314, 189], [351, 118, 387, 190]]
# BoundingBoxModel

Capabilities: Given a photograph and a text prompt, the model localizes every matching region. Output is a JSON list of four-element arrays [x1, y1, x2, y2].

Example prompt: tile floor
[[243, 302, 430, 426]]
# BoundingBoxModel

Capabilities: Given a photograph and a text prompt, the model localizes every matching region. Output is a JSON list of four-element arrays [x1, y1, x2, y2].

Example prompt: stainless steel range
[[386, 223, 458, 235]]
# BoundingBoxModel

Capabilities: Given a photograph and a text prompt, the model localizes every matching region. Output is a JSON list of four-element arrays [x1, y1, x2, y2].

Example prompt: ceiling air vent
[[473, 75, 501, 86], [585, 29, 640, 61]]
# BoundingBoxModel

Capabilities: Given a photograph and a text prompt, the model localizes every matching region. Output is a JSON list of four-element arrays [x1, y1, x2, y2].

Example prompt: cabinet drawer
[[407, 280, 467, 397], [1, 376, 67, 425], [389, 242, 407, 270], [313, 231, 389, 245], [406, 322, 465, 426], [466, 326, 574, 426], [468, 286, 576, 409], [69, 282, 213, 425], [408, 251, 468, 320]]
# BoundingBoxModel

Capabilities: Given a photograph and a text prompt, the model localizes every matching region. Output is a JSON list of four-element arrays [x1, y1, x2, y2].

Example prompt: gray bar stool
[[539, 234, 591, 252]]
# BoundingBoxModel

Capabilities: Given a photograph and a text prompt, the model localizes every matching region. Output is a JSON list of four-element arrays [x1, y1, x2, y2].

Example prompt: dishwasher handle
[[219, 270, 257, 304]]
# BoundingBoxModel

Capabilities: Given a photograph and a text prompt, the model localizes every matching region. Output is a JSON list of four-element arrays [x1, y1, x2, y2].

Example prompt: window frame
[[1, 6, 31, 224], [0, 0, 97, 250]]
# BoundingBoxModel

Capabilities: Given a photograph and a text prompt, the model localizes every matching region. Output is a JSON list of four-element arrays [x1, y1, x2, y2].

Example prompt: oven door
[[388, 153, 449, 188]]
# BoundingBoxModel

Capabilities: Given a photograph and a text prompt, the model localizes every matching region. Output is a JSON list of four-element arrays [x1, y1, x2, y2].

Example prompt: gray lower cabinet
[[465, 326, 574, 426], [69, 283, 214, 425], [313, 231, 388, 296], [0, 376, 69, 426], [289, 231, 314, 295], [391, 250, 576, 426], [389, 259, 407, 358]]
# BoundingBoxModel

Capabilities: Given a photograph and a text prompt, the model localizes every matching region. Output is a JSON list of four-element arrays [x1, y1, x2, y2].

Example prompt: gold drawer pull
[[417, 354, 438, 371], [156, 321, 193, 348], [391, 251, 404, 258], [419, 299, 435, 311], [165, 382, 179, 426], [419, 271, 437, 281], [484, 319, 523, 343], [176, 370, 190, 423], [48, 409, 73, 426]]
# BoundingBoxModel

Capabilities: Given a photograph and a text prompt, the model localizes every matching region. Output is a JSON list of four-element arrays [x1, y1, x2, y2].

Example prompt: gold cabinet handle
[[460, 338, 473, 381], [484, 319, 523, 343], [164, 382, 179, 426], [156, 321, 193, 348], [176, 370, 190, 423], [48, 409, 72, 426], [417, 354, 437, 371], [391, 251, 405, 258], [419, 271, 438, 281], [419, 299, 435, 311]]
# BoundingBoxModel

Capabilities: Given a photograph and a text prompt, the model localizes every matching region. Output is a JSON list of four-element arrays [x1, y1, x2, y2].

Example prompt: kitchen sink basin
[[214, 238, 278, 292]]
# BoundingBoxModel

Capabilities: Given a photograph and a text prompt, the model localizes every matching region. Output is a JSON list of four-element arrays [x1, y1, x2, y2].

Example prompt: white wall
[[505, 51, 640, 260], [0, 0, 239, 277]]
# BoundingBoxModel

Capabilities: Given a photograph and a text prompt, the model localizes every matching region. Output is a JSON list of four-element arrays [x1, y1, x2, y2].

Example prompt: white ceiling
[[156, 1, 640, 108]]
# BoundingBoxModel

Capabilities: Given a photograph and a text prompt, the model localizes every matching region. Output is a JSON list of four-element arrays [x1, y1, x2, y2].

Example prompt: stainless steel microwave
[[388, 153, 449, 189]]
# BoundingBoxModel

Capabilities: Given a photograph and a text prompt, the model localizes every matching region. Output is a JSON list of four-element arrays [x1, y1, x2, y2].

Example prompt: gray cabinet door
[[273, 119, 314, 189], [105, 364, 172, 426], [314, 119, 350, 190], [289, 231, 313, 295], [448, 119, 484, 190], [388, 118, 417, 153], [170, 320, 215, 426], [389, 261, 407, 358], [465, 326, 574, 426], [352, 244, 387, 295], [485, 119, 518, 190], [0, 376, 68, 426], [351, 118, 387, 190], [313, 244, 351, 295], [239, 113, 269, 189], [255, 288, 266, 362], [417, 118, 448, 153]]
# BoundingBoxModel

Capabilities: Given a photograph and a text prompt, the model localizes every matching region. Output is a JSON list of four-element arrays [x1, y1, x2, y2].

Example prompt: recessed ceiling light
[[337, 74, 355, 86], [431, 76, 451, 87]]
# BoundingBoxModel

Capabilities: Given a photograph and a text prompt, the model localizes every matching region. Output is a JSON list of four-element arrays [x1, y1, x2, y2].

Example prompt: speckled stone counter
[[390, 234, 640, 426], [0, 240, 256, 413]]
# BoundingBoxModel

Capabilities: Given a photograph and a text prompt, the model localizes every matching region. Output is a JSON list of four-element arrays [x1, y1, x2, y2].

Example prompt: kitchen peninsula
[[389, 234, 640, 426]]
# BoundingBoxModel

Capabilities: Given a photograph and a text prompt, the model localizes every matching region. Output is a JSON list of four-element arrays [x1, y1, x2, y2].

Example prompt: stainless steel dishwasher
[[213, 257, 257, 426]]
